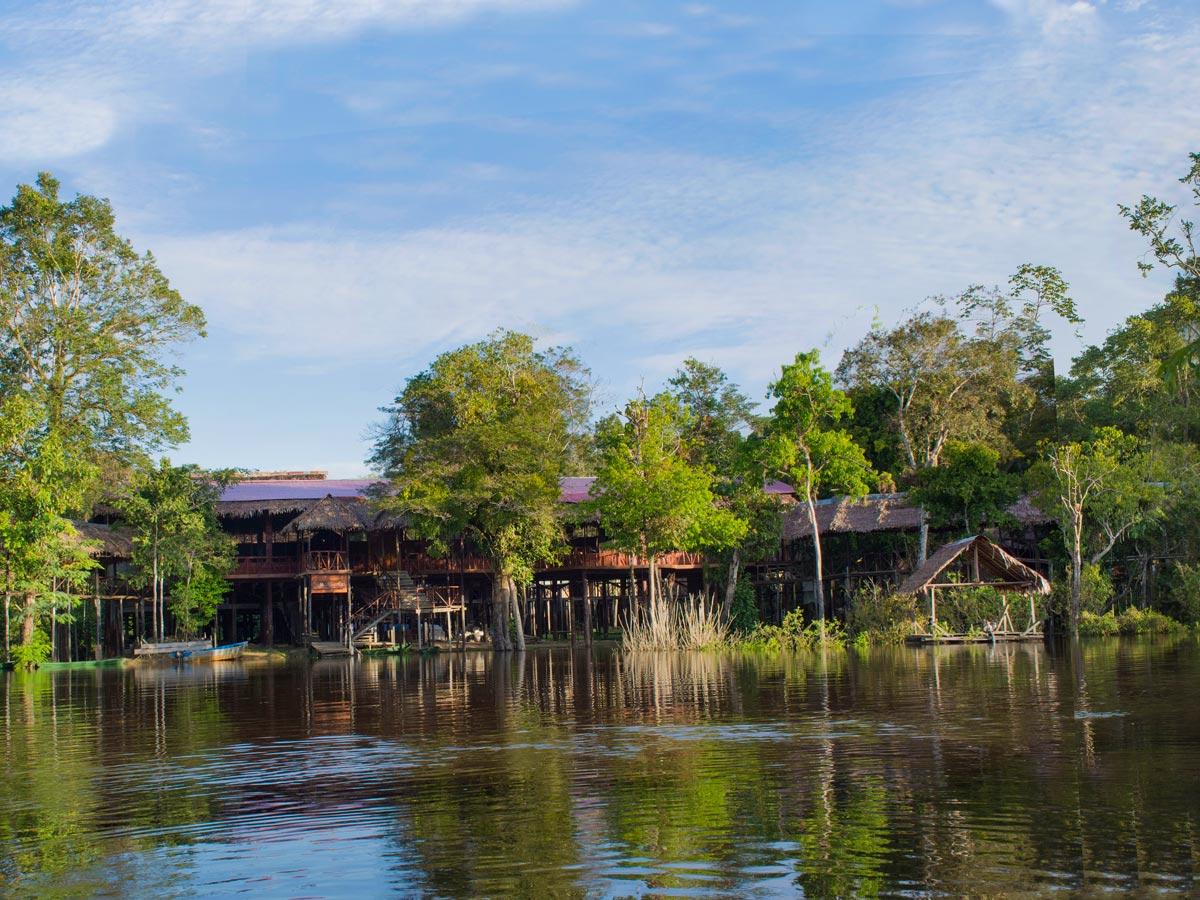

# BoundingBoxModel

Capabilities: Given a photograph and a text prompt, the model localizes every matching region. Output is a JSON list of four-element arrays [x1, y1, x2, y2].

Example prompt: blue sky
[[1, 0, 1197, 476]]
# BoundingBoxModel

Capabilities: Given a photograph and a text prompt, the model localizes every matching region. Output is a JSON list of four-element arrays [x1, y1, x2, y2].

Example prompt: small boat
[[172, 641, 248, 662], [39, 658, 130, 671]]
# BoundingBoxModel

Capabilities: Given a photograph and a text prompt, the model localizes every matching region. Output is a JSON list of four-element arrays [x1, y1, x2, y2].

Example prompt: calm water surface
[[1, 639, 1198, 898]]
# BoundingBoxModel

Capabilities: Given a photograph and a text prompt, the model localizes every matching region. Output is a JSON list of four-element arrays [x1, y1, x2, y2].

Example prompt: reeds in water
[[621, 592, 730, 651]]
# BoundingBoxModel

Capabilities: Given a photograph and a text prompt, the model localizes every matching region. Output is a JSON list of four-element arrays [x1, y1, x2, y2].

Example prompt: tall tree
[[588, 390, 746, 629], [1028, 428, 1164, 631], [370, 331, 592, 652], [1120, 152, 1200, 281], [837, 309, 1009, 561], [0, 173, 205, 656], [116, 461, 236, 642], [667, 359, 780, 622], [768, 351, 875, 628], [910, 441, 1017, 536]]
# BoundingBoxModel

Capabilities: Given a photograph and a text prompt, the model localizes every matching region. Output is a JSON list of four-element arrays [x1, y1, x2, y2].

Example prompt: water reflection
[[0, 639, 1198, 898]]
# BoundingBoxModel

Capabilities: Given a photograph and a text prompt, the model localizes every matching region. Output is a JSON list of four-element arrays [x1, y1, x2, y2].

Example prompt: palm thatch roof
[[898, 535, 1050, 596], [783, 493, 1052, 541], [783, 494, 920, 540], [280, 495, 374, 535], [70, 521, 135, 559]]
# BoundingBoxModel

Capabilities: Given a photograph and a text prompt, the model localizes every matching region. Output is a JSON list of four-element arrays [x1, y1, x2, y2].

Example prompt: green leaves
[[768, 350, 874, 502], [588, 391, 747, 561], [371, 330, 591, 583]]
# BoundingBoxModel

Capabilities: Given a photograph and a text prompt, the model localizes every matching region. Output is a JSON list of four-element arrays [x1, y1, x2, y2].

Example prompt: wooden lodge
[[215, 474, 762, 647], [61, 474, 1058, 657]]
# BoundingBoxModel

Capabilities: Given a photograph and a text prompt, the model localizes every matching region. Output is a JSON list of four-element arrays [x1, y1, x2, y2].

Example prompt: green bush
[[1079, 606, 1184, 636], [729, 577, 760, 633], [1049, 564, 1113, 620], [846, 582, 919, 645], [10, 628, 52, 670], [1162, 562, 1200, 626], [1077, 610, 1120, 636], [735, 608, 847, 652]]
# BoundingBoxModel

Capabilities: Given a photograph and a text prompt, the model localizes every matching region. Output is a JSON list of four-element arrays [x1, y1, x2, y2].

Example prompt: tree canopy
[[370, 330, 592, 651]]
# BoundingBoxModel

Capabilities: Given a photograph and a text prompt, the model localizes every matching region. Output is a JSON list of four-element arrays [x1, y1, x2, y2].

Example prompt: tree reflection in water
[[0, 639, 1197, 898]]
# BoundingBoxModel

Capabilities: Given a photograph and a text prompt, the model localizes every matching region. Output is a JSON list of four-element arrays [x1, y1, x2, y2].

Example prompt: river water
[[1, 639, 1197, 898]]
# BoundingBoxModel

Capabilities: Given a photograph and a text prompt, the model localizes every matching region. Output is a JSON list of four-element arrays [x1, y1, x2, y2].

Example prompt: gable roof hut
[[899, 534, 1050, 643], [280, 494, 373, 536]]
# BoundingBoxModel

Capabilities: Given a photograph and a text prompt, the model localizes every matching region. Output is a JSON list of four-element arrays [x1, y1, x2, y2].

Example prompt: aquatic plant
[[1078, 607, 1186, 636], [620, 592, 730, 651]]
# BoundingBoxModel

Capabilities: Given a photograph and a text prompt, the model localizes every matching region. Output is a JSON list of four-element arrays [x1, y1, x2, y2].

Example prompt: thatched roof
[[783, 493, 1051, 541], [70, 521, 135, 559], [898, 534, 1050, 596], [783, 494, 919, 540], [280, 495, 373, 535]]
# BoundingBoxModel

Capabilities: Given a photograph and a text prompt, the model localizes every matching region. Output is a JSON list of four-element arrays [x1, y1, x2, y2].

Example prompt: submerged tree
[[768, 351, 875, 629], [588, 390, 746, 628], [370, 331, 592, 652], [0, 173, 205, 657]]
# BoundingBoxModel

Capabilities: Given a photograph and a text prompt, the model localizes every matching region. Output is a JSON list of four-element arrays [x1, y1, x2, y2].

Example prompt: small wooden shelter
[[899, 534, 1051, 644]]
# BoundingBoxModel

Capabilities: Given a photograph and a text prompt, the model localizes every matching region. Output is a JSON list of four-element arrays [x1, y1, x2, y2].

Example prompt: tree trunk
[[20, 591, 36, 647], [721, 547, 741, 622], [1070, 512, 1084, 634], [918, 505, 929, 565], [491, 574, 513, 652], [512, 577, 526, 652], [807, 496, 826, 632]]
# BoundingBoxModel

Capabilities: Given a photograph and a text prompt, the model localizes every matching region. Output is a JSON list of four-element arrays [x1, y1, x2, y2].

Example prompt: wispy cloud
[[144, 14, 1200, 408]]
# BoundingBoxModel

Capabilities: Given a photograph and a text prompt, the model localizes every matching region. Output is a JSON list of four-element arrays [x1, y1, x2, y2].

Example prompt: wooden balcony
[[230, 556, 302, 579], [305, 550, 349, 573]]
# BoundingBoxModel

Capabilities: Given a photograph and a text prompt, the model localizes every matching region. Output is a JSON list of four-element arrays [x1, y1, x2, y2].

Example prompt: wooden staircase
[[351, 572, 421, 642]]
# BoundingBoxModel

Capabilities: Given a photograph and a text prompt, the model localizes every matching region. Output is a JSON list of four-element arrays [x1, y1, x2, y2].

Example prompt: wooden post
[[94, 571, 102, 661], [930, 587, 937, 635], [346, 583, 353, 649], [303, 581, 311, 642], [263, 581, 274, 647]]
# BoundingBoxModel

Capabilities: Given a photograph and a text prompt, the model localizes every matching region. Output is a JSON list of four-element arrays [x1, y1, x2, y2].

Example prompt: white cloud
[[143, 19, 1200, 405], [0, 0, 574, 165], [988, 0, 1100, 35], [0, 79, 117, 163]]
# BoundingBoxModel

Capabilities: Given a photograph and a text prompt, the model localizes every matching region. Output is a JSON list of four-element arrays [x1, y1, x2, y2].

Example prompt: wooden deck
[[310, 642, 354, 658]]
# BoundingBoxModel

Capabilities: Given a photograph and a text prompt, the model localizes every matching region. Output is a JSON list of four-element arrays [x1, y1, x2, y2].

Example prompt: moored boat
[[172, 641, 248, 662]]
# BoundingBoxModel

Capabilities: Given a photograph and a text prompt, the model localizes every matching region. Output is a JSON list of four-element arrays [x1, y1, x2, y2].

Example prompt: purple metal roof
[[220, 479, 382, 502], [221, 476, 792, 505], [559, 476, 597, 504]]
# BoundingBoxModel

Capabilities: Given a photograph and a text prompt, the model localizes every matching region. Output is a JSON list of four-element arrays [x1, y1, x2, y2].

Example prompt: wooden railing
[[305, 551, 349, 572], [231, 556, 302, 578], [547, 549, 706, 570]]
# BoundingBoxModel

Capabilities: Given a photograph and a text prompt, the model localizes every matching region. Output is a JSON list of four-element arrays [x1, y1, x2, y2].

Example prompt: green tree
[[1028, 428, 1164, 631], [911, 441, 1017, 536], [116, 461, 236, 642], [837, 309, 1012, 561], [0, 173, 205, 656], [768, 351, 875, 628], [1120, 152, 1200, 281], [370, 330, 592, 652], [667, 358, 781, 622], [1066, 283, 1200, 443], [588, 390, 746, 629]]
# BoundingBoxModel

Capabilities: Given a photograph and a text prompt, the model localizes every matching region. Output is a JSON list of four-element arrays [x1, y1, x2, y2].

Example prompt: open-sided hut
[[899, 534, 1051, 643]]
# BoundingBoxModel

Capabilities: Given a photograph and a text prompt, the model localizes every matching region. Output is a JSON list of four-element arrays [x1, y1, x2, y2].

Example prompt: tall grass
[[621, 592, 730, 651]]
